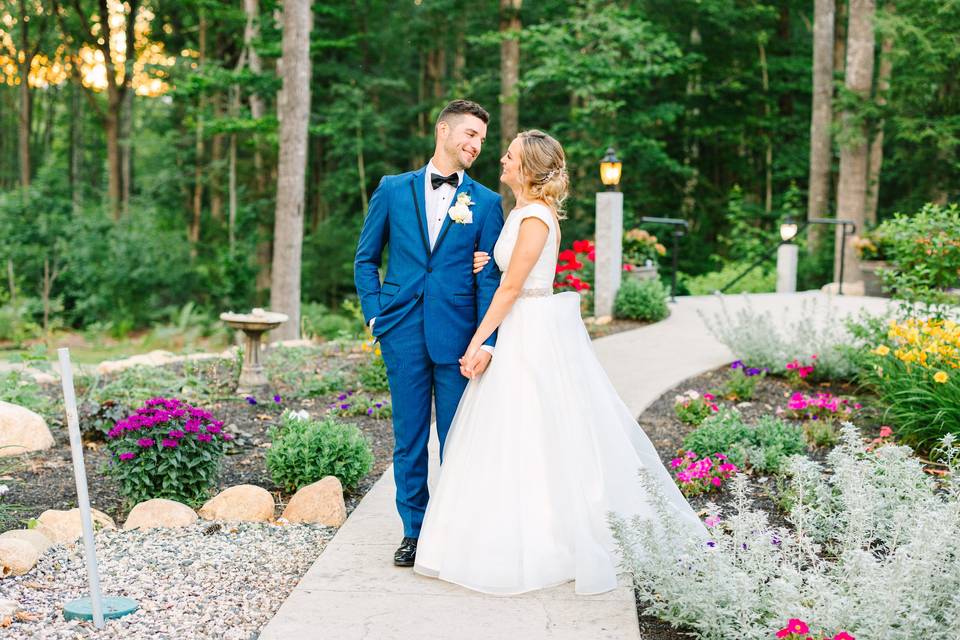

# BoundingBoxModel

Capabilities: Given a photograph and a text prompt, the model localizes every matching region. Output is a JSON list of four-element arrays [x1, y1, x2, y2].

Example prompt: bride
[[412, 129, 706, 595]]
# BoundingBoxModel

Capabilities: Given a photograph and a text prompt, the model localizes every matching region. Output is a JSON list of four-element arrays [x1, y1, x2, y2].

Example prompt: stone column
[[776, 243, 799, 293], [594, 191, 624, 319]]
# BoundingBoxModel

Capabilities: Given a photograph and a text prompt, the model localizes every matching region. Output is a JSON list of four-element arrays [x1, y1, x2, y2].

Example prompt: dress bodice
[[492, 203, 558, 292]]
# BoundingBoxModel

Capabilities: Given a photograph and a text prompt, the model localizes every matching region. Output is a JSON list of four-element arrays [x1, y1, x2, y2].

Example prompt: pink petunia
[[832, 632, 855, 640], [879, 426, 893, 438]]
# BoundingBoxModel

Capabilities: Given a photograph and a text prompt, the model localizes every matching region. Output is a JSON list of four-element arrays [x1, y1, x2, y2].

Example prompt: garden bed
[[631, 364, 890, 640]]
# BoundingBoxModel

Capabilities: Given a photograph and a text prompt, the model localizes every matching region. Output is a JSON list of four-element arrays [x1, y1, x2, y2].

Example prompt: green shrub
[[104, 397, 232, 507], [683, 262, 776, 296], [84, 365, 185, 410], [0, 370, 54, 418], [0, 300, 42, 345], [356, 354, 389, 392], [614, 277, 669, 321], [266, 412, 374, 491], [301, 302, 365, 341], [876, 203, 960, 313], [682, 408, 806, 474]]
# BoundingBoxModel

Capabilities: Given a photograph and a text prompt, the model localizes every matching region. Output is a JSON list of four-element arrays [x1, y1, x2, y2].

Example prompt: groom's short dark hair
[[437, 100, 490, 126]]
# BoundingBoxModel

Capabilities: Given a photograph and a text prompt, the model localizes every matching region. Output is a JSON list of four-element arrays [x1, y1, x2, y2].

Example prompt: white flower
[[448, 193, 475, 224], [0, 484, 8, 497], [287, 409, 310, 422], [686, 390, 700, 400]]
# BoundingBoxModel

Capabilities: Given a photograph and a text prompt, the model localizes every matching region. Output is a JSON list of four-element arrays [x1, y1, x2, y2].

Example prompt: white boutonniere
[[448, 193, 475, 224]]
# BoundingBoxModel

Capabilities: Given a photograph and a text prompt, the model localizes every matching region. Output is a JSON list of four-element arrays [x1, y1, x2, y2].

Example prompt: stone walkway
[[259, 291, 893, 640]]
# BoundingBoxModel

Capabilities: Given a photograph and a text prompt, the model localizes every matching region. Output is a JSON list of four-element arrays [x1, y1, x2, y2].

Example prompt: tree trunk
[[18, 59, 32, 191], [758, 37, 773, 213], [270, 0, 311, 340], [864, 5, 894, 226], [121, 87, 133, 216], [499, 0, 522, 208], [807, 0, 835, 251], [190, 10, 208, 245], [211, 93, 225, 222], [104, 103, 123, 219], [834, 0, 875, 285], [244, 0, 271, 292]]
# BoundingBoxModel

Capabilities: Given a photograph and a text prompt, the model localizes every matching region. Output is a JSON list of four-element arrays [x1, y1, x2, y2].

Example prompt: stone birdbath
[[219, 308, 289, 395]]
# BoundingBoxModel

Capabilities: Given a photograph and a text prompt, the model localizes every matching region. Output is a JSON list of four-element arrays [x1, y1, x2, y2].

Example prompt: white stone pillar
[[776, 243, 799, 293], [594, 191, 623, 319]]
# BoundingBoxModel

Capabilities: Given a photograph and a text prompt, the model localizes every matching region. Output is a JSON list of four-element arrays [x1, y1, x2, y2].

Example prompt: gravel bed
[[0, 521, 334, 639]]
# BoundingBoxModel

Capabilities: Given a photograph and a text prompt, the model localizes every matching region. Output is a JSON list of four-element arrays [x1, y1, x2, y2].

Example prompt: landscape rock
[[281, 476, 346, 526], [0, 529, 54, 556], [123, 499, 198, 531], [198, 485, 275, 522], [35, 508, 116, 544], [0, 539, 39, 577], [0, 401, 54, 457]]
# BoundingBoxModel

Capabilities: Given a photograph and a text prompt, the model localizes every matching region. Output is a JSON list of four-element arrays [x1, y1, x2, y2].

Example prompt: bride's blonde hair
[[517, 130, 569, 219]]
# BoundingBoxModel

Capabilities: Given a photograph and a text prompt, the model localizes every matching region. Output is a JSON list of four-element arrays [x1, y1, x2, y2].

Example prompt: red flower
[[623, 263, 635, 272], [572, 239, 594, 253], [587, 249, 596, 262], [570, 259, 584, 271], [559, 249, 577, 262], [832, 632, 855, 640]]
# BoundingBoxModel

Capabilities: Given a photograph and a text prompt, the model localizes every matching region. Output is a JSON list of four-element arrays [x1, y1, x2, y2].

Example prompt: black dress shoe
[[394, 537, 418, 567]]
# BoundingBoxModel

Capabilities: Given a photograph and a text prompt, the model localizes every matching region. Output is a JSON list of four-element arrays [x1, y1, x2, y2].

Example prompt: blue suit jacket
[[354, 166, 505, 364]]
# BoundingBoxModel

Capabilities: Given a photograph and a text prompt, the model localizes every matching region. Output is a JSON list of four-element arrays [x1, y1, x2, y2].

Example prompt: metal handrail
[[638, 216, 689, 302], [718, 217, 856, 295]]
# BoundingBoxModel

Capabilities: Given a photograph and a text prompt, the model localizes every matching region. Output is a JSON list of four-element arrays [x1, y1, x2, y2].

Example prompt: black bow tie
[[431, 172, 459, 190]]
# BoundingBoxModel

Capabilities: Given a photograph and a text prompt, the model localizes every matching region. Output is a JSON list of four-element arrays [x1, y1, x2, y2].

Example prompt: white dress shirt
[[425, 160, 463, 250]]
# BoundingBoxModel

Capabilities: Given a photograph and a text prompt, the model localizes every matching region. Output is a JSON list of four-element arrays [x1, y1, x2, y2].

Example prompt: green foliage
[[83, 366, 186, 411], [876, 203, 960, 315], [104, 399, 231, 507], [682, 408, 806, 474], [0, 370, 54, 418], [301, 302, 364, 341], [356, 355, 389, 393], [673, 390, 716, 426], [266, 413, 374, 491], [614, 277, 669, 321], [683, 262, 776, 296], [327, 393, 392, 420], [719, 366, 764, 402]]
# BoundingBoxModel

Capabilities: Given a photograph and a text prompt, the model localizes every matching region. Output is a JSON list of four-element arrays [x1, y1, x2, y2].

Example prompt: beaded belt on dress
[[518, 287, 552, 298]]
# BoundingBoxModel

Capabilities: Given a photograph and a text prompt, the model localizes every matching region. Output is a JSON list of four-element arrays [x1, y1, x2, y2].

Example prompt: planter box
[[860, 260, 891, 298], [626, 265, 658, 283]]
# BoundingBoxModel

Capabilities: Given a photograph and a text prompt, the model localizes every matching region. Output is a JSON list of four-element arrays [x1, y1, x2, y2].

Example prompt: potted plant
[[622, 228, 665, 282], [852, 227, 891, 297]]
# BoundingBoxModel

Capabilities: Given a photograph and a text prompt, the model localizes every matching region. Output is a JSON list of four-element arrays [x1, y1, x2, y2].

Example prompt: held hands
[[473, 251, 491, 274], [459, 344, 492, 379]]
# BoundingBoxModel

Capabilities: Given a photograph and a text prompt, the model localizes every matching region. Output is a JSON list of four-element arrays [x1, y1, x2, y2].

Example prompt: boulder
[[0, 529, 54, 556], [0, 539, 39, 578], [123, 499, 198, 531], [199, 485, 274, 522], [281, 476, 347, 527], [0, 401, 54, 457], [35, 508, 116, 544]]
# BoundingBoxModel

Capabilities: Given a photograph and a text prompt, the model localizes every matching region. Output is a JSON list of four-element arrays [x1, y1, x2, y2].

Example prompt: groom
[[354, 99, 504, 566]]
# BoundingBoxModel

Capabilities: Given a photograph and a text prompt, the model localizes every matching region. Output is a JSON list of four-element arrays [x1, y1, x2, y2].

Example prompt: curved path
[[259, 292, 892, 640]]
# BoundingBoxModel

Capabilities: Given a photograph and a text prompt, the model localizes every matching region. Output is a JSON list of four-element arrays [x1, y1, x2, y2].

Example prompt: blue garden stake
[[58, 348, 139, 627]]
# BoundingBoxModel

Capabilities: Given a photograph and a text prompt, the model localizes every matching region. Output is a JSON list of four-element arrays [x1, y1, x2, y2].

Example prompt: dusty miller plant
[[699, 295, 863, 380], [611, 425, 960, 640]]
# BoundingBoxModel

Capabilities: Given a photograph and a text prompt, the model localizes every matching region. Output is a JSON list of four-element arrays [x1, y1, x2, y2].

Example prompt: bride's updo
[[517, 130, 569, 219]]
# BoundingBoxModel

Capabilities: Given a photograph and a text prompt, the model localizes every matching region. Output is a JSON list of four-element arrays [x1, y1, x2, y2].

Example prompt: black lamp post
[[599, 147, 622, 191]]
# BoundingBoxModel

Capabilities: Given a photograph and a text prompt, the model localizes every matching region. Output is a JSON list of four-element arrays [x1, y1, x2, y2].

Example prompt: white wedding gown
[[413, 203, 707, 595]]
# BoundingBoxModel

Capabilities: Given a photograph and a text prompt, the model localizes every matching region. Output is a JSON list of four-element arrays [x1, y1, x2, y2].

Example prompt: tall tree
[[270, 0, 311, 340], [864, 3, 894, 226], [834, 0, 876, 284], [807, 0, 835, 249], [499, 0, 521, 206]]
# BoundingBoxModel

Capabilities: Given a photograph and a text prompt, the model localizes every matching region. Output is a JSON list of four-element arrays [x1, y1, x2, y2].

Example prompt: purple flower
[[367, 408, 374, 415], [246, 396, 257, 405], [706, 540, 716, 547], [273, 394, 282, 404], [197, 433, 213, 442], [746, 367, 762, 377], [119, 452, 136, 461], [162, 438, 179, 448], [136, 437, 155, 448], [168, 429, 185, 439], [340, 404, 351, 410], [730, 360, 743, 369], [374, 403, 383, 408], [184, 419, 201, 433], [206, 424, 223, 434], [222, 433, 234, 441], [337, 393, 347, 401]]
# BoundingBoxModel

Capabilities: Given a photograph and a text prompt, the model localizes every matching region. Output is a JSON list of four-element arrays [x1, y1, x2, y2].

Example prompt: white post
[[776, 243, 799, 293], [57, 348, 106, 629], [594, 191, 624, 319]]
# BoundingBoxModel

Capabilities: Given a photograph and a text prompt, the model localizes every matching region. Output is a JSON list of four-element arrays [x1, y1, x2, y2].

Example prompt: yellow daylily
[[934, 371, 949, 384]]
